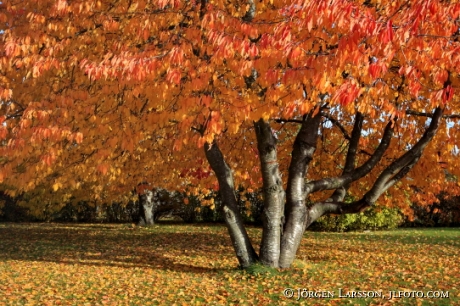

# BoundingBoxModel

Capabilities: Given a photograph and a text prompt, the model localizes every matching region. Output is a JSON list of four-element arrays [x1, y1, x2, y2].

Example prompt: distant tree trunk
[[138, 190, 155, 226]]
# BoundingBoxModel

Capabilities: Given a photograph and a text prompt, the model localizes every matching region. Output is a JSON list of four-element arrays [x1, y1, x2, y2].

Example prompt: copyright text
[[283, 288, 450, 300]]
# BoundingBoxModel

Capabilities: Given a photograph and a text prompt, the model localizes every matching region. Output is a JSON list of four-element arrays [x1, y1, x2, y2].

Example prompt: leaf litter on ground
[[0, 223, 458, 305]]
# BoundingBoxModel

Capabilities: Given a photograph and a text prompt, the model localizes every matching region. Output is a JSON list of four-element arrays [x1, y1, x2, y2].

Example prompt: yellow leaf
[[52, 182, 61, 191]]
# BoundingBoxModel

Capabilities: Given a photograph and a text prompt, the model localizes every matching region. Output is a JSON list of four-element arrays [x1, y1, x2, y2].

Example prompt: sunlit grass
[[0, 223, 458, 305]]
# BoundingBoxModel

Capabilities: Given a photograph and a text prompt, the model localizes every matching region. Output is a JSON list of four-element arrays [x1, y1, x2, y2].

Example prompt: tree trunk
[[138, 190, 155, 226], [254, 119, 284, 267], [201, 108, 443, 270], [204, 140, 258, 268], [279, 112, 322, 268]]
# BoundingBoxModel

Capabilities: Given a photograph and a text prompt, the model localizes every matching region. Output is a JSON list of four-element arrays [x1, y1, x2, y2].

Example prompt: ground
[[0, 222, 458, 305]]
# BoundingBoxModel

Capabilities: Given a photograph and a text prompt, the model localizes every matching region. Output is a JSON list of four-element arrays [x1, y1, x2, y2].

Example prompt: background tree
[[1, 0, 460, 268]]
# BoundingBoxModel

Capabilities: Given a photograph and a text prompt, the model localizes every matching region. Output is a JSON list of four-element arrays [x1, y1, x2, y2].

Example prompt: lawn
[[0, 223, 458, 305]]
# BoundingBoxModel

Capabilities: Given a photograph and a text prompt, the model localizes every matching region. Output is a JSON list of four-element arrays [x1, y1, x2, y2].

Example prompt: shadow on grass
[[0, 223, 236, 274], [3, 223, 457, 274]]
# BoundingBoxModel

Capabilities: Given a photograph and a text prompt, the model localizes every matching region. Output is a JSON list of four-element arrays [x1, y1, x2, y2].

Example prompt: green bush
[[312, 207, 403, 232]]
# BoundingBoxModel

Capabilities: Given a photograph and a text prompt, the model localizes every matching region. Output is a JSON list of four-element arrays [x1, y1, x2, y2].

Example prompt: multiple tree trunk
[[204, 107, 444, 268]]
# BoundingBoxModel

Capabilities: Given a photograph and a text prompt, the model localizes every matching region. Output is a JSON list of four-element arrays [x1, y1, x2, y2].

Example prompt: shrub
[[312, 207, 403, 232], [405, 193, 460, 227]]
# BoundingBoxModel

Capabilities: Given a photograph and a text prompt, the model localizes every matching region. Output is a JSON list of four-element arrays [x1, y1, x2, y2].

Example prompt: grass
[[0, 223, 458, 305]]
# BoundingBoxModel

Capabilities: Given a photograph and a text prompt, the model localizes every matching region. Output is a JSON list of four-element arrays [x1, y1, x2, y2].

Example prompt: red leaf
[[333, 82, 360, 106], [369, 63, 381, 79], [166, 69, 181, 85], [289, 47, 302, 60], [382, 20, 394, 43], [443, 85, 454, 103]]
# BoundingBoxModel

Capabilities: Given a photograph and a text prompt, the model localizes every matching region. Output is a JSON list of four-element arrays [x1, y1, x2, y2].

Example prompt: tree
[[1, 0, 460, 268], [137, 185, 186, 225]]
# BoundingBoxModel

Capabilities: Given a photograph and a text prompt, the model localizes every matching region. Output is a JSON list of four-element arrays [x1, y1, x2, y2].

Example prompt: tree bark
[[138, 190, 155, 225], [204, 140, 258, 268], [304, 107, 443, 228], [305, 199, 371, 228], [304, 119, 395, 195], [279, 111, 322, 268], [254, 119, 284, 267], [327, 112, 364, 202], [364, 107, 443, 204]]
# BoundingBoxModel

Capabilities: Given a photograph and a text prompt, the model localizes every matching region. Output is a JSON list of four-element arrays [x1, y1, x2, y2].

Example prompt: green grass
[[0, 223, 458, 305]]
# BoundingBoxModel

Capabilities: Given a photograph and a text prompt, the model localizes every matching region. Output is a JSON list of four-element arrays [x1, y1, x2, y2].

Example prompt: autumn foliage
[[1, 0, 460, 268]]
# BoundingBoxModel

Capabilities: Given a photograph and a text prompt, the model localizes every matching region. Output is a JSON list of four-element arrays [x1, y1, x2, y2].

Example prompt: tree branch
[[279, 110, 322, 268], [306, 198, 371, 227], [321, 112, 351, 140], [276, 115, 372, 156], [204, 140, 258, 267], [327, 112, 364, 202], [364, 107, 443, 204], [304, 119, 395, 195], [242, 0, 256, 22], [254, 119, 284, 267], [406, 109, 460, 119], [273, 118, 304, 124], [343, 112, 364, 174], [5, 111, 24, 121]]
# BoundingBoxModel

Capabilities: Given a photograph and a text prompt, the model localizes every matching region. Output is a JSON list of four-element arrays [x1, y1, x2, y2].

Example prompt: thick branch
[[242, 0, 256, 22], [306, 199, 371, 227], [383, 154, 420, 191], [279, 110, 322, 268], [276, 114, 351, 140], [328, 112, 364, 202], [321, 112, 351, 140], [305, 119, 395, 195], [364, 107, 443, 204], [274, 118, 304, 124], [406, 109, 460, 119], [5, 111, 24, 120], [254, 119, 284, 267], [204, 140, 258, 268], [343, 112, 364, 174]]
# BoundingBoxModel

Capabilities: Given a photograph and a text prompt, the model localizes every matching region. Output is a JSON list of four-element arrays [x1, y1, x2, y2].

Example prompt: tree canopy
[[1, 0, 460, 267]]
